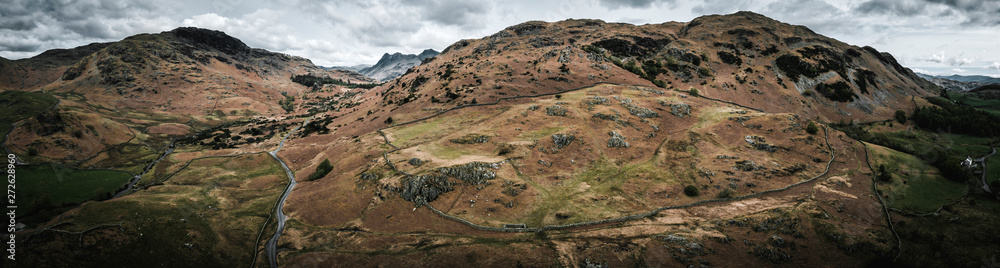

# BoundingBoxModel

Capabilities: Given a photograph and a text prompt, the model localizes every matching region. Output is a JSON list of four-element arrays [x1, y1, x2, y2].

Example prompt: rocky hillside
[[356, 49, 440, 81], [361, 12, 935, 128], [14, 12, 989, 268], [2, 27, 374, 169]]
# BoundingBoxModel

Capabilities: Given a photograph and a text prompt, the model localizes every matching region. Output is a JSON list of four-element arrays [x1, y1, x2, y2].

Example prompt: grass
[[0, 122, 11, 137], [17, 163, 132, 211], [693, 106, 733, 129], [988, 155, 999, 186], [519, 126, 564, 140], [18, 152, 286, 267], [951, 93, 1000, 117], [424, 143, 479, 160], [388, 110, 492, 147], [869, 144, 965, 213], [0, 90, 58, 124], [517, 156, 681, 227], [939, 133, 993, 156]]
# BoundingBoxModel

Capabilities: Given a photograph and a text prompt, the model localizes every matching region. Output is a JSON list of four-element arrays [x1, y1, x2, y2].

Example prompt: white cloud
[[924, 51, 976, 66], [952, 68, 966, 73]]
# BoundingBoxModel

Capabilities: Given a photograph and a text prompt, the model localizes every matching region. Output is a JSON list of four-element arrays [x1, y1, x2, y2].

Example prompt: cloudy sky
[[2, 0, 998, 77]]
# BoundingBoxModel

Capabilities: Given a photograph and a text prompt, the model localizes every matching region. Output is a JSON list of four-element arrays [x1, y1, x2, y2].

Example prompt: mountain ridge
[[10, 12, 989, 268]]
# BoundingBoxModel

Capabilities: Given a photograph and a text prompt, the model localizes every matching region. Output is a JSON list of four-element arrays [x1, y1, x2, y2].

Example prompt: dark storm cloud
[[0, 40, 41, 52], [0, 0, 174, 55], [407, 0, 490, 27], [855, 0, 1000, 25], [597, 0, 674, 9]]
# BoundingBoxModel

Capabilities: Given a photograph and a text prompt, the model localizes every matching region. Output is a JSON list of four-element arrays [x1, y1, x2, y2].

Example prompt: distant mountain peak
[[359, 49, 439, 82]]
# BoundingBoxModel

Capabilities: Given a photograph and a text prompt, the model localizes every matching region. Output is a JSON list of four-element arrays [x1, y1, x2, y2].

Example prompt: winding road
[[977, 147, 996, 193], [265, 117, 311, 268]]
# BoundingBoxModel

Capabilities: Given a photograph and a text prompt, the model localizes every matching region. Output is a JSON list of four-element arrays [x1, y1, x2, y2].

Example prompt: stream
[[265, 117, 311, 268]]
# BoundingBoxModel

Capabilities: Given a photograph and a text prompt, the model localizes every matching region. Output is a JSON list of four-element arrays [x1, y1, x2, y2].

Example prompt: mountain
[[918, 73, 1000, 83], [272, 12, 952, 267], [11, 12, 997, 268], [358, 49, 439, 81], [324, 64, 370, 72], [917, 73, 1000, 92], [366, 12, 935, 127]]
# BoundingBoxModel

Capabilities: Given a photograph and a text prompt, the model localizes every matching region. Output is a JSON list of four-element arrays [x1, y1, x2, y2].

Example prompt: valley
[[3, 11, 999, 268]]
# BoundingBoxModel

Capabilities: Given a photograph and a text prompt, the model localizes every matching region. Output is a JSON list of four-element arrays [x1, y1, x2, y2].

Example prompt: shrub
[[684, 185, 700, 197], [717, 188, 735, 198], [894, 110, 907, 124], [876, 164, 892, 182], [698, 67, 712, 77], [717, 51, 742, 65], [652, 79, 667, 88], [815, 81, 856, 102], [308, 159, 333, 181], [688, 88, 700, 97], [806, 121, 819, 135]]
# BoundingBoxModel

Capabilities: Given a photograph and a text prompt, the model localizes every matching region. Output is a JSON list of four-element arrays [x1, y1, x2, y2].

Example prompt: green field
[[0, 90, 58, 124], [16, 163, 133, 212], [988, 155, 999, 186], [870, 145, 966, 213], [940, 133, 993, 157], [951, 93, 1000, 117]]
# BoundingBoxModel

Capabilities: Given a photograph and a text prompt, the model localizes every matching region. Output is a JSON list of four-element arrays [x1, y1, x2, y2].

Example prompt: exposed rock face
[[400, 161, 501, 203], [170, 27, 250, 54], [607, 131, 629, 148], [358, 49, 440, 82], [551, 134, 575, 149]]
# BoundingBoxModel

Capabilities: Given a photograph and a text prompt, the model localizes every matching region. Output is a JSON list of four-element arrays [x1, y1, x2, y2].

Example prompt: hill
[[11, 12, 996, 268]]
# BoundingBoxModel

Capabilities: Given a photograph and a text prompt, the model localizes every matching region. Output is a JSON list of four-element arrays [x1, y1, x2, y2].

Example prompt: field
[[16, 152, 286, 267], [0, 90, 59, 124], [951, 93, 1000, 117], [868, 143, 966, 213], [989, 155, 999, 186], [17, 163, 132, 212]]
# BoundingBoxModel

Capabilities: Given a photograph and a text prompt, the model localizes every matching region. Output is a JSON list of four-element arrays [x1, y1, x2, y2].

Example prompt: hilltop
[[8, 12, 999, 268]]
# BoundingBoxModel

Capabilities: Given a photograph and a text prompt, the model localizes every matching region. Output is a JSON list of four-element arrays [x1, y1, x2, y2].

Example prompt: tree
[[806, 121, 819, 135], [688, 88, 700, 97], [684, 185, 700, 197], [308, 159, 333, 181], [894, 110, 907, 124], [876, 164, 892, 182]]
